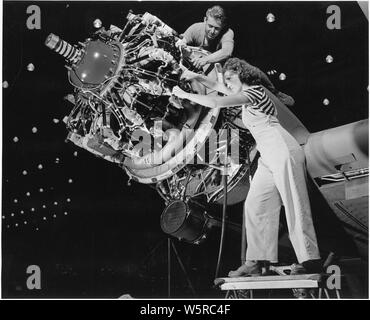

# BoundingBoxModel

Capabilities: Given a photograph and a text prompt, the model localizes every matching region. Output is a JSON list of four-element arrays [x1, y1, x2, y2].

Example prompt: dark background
[[2, 1, 368, 298]]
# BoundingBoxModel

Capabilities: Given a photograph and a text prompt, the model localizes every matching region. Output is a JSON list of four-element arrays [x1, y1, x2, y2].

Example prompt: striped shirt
[[242, 86, 277, 116]]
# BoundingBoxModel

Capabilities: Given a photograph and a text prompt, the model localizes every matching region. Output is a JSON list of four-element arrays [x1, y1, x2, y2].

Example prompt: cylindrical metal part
[[304, 119, 369, 178], [45, 33, 81, 63], [160, 200, 209, 244]]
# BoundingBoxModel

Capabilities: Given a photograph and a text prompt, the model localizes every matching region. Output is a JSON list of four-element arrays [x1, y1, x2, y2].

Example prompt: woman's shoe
[[228, 261, 262, 277], [290, 263, 307, 275], [290, 259, 323, 275]]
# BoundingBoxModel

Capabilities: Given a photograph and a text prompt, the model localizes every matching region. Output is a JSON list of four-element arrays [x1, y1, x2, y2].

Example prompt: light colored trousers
[[244, 118, 320, 263]]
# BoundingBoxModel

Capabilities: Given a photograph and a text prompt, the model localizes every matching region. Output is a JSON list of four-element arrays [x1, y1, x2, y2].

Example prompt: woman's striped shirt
[[242, 85, 277, 116]]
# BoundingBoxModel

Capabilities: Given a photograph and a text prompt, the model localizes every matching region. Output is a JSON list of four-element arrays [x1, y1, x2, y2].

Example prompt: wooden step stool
[[214, 265, 341, 299]]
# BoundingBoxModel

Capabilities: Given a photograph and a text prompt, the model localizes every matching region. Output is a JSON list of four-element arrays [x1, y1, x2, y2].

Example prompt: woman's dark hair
[[223, 58, 262, 85]]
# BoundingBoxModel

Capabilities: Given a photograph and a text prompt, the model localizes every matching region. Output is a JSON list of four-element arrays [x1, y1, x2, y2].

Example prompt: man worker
[[176, 5, 234, 69]]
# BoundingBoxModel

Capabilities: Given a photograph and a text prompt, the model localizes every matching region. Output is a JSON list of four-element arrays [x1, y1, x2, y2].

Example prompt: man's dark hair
[[223, 58, 262, 85], [206, 5, 227, 26]]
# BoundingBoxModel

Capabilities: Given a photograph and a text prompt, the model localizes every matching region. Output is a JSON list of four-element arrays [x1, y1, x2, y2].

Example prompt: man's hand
[[191, 55, 208, 69], [172, 86, 189, 99], [175, 38, 187, 48]]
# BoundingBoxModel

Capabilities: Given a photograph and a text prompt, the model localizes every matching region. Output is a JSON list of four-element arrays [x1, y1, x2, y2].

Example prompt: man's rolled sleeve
[[183, 23, 198, 44], [220, 29, 235, 56]]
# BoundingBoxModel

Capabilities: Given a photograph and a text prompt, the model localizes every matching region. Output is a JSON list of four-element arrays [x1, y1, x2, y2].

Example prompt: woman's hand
[[179, 64, 199, 81], [172, 86, 189, 99]]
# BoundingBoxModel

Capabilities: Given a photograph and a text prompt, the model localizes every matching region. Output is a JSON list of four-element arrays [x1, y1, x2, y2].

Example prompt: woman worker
[[171, 58, 321, 276]]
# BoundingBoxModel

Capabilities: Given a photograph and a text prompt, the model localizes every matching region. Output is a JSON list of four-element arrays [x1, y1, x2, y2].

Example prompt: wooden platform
[[214, 266, 341, 298], [215, 273, 322, 291]]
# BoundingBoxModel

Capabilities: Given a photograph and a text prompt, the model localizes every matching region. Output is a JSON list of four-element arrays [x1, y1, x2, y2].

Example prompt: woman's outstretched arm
[[172, 86, 250, 109], [181, 66, 233, 96], [193, 73, 232, 95]]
